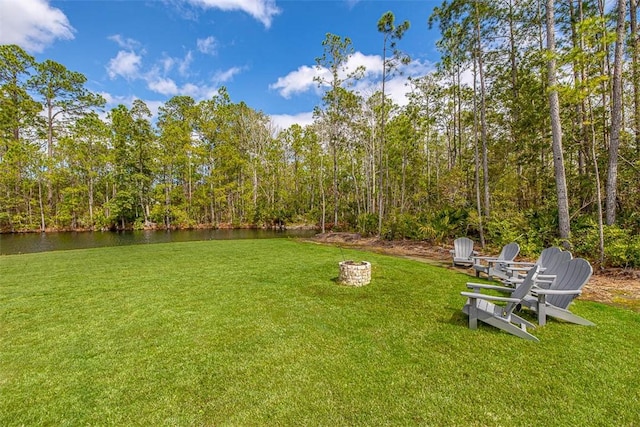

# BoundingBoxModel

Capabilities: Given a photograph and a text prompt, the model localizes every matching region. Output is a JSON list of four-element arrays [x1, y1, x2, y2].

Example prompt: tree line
[[1, 1, 639, 267]]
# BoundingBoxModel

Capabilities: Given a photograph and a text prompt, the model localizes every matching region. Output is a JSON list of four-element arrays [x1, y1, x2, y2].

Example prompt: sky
[[0, 0, 443, 130]]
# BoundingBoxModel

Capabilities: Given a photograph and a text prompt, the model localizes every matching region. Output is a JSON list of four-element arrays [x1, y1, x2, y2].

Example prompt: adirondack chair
[[461, 265, 540, 341], [503, 247, 561, 277], [522, 258, 594, 326], [503, 248, 572, 287], [450, 237, 477, 267], [472, 242, 520, 280]]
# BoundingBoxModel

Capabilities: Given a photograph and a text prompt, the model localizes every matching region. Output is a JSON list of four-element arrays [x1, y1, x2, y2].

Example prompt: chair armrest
[[505, 266, 531, 272], [504, 278, 523, 287], [532, 289, 582, 296], [466, 282, 515, 293], [472, 256, 499, 261], [461, 291, 520, 303], [533, 280, 554, 289], [449, 249, 455, 254], [502, 261, 535, 267]]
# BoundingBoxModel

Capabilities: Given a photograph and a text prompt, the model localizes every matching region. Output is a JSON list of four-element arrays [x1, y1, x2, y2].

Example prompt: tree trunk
[[605, 0, 627, 225], [569, 0, 588, 180], [588, 96, 605, 266], [473, 51, 485, 249], [475, 1, 490, 219], [320, 153, 326, 234], [378, 42, 387, 237], [88, 175, 94, 226], [38, 178, 46, 232], [631, 0, 640, 151], [546, 0, 571, 243], [598, 0, 611, 149], [332, 139, 338, 227]]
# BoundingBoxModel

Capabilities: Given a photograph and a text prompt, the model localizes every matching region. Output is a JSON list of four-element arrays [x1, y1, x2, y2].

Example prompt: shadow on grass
[[443, 306, 467, 326]]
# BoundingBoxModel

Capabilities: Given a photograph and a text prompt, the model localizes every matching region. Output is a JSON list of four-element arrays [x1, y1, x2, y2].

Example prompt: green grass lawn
[[1, 238, 639, 426]]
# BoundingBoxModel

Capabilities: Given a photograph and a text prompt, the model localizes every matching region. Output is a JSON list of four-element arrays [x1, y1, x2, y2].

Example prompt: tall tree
[[129, 100, 156, 224], [377, 11, 410, 235], [0, 45, 40, 149], [29, 60, 105, 158], [195, 88, 232, 225], [315, 33, 363, 228], [631, 0, 640, 151], [0, 45, 42, 231], [546, 0, 571, 244], [58, 112, 109, 227], [156, 96, 197, 228], [605, 0, 627, 225]]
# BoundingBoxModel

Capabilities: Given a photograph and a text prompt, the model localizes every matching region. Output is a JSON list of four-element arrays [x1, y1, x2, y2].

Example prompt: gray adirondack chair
[[503, 248, 572, 286], [461, 266, 540, 341], [472, 242, 520, 280], [450, 237, 477, 267], [503, 247, 561, 277], [522, 258, 594, 326]]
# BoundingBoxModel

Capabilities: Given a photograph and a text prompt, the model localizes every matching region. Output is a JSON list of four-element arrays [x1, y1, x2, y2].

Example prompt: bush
[[384, 214, 424, 240], [573, 221, 640, 268], [418, 208, 470, 244], [357, 213, 379, 237]]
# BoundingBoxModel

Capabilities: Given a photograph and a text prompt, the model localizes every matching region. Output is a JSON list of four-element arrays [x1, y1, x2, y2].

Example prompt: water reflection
[[0, 228, 317, 255]]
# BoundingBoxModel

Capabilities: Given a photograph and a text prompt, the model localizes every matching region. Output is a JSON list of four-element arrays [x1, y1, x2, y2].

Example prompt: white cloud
[[459, 68, 474, 88], [213, 66, 243, 83], [160, 56, 176, 74], [99, 92, 164, 121], [107, 50, 143, 80], [185, 0, 280, 28], [270, 52, 383, 98], [0, 0, 74, 52], [197, 36, 218, 55], [350, 59, 435, 107], [270, 111, 315, 131], [270, 52, 435, 106], [147, 76, 221, 100], [154, 51, 193, 76], [269, 65, 325, 99], [107, 34, 141, 50], [148, 77, 180, 95], [178, 51, 194, 75], [346, 52, 383, 77]]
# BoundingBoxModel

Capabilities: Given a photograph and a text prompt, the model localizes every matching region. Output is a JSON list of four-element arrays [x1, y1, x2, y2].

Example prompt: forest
[[1, 0, 639, 267]]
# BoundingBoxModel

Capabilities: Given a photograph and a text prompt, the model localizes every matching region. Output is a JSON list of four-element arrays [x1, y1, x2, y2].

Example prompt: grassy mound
[[1, 239, 638, 425]]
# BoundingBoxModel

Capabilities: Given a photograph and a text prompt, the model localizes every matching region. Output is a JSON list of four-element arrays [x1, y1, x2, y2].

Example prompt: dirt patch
[[308, 232, 640, 312]]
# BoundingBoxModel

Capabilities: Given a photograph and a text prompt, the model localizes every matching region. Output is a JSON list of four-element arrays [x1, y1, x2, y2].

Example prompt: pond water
[[0, 228, 317, 255]]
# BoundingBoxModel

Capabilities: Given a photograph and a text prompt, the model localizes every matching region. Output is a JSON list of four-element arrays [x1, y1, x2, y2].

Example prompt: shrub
[[384, 214, 424, 240], [573, 221, 640, 268], [357, 213, 379, 237], [485, 216, 524, 248], [418, 208, 467, 244]]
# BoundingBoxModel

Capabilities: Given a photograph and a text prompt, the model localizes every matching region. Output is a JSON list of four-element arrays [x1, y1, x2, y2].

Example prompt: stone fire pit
[[338, 261, 371, 286]]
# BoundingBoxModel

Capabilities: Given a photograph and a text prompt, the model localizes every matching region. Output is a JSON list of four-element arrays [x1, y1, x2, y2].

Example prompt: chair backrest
[[537, 247, 562, 267], [547, 258, 593, 308], [542, 250, 572, 275], [498, 242, 520, 261], [454, 237, 474, 258], [506, 265, 540, 313]]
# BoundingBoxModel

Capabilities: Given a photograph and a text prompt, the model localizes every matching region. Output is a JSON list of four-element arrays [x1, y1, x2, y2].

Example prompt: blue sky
[[1, 0, 442, 130]]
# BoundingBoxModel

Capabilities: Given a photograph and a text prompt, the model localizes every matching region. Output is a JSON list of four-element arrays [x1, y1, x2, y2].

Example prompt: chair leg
[[468, 298, 478, 330], [510, 312, 537, 330], [537, 294, 547, 326], [484, 316, 539, 342], [545, 305, 595, 326]]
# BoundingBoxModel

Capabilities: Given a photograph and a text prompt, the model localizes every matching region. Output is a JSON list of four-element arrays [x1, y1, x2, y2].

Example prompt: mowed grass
[[1, 239, 639, 426]]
